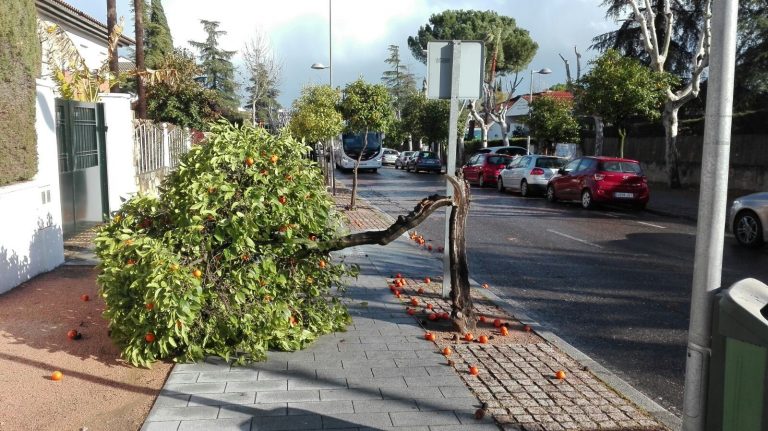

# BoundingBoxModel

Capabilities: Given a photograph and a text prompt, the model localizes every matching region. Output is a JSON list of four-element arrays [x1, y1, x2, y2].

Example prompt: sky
[[67, 0, 617, 108]]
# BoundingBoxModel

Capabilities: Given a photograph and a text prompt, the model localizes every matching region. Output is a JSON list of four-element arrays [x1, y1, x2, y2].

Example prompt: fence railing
[[133, 119, 191, 193]]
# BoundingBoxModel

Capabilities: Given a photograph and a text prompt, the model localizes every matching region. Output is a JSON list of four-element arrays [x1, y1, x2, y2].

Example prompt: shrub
[[95, 122, 353, 367]]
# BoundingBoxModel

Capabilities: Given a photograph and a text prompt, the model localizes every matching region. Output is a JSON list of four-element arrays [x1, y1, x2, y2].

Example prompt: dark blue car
[[406, 151, 442, 173]]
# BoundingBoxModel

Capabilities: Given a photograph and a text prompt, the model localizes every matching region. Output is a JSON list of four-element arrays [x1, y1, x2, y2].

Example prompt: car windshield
[[600, 161, 642, 174], [419, 152, 438, 159], [487, 156, 510, 165], [342, 133, 382, 151], [536, 158, 566, 168]]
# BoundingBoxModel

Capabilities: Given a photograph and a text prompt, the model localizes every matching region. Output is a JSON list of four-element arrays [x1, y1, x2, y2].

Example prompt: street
[[337, 165, 768, 418]]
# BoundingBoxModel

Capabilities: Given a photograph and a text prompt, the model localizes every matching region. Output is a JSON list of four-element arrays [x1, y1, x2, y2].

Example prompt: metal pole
[[681, 1, 737, 430], [526, 69, 533, 154], [328, 0, 336, 196], [442, 41, 461, 298]]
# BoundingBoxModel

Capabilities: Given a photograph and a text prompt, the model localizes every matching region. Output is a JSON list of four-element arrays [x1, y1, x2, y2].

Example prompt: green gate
[[55, 99, 109, 239]]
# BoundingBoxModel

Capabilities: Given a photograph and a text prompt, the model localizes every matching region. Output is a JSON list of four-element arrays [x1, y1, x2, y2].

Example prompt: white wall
[[38, 18, 110, 78], [0, 81, 65, 294], [101, 93, 137, 213]]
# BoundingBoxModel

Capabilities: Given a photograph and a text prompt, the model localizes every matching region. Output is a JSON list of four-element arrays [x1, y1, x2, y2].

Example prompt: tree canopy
[[528, 95, 580, 153], [288, 85, 343, 144], [407, 9, 537, 76], [189, 20, 239, 110], [144, 0, 173, 69]]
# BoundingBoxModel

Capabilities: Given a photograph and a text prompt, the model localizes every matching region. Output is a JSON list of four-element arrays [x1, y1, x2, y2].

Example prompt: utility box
[[707, 278, 768, 431]]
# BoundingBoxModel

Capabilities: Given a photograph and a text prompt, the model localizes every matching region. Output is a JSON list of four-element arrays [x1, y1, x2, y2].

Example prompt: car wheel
[[546, 185, 557, 202], [581, 189, 594, 209], [497, 177, 505, 193], [520, 180, 529, 197], [734, 210, 764, 248], [478, 175, 486, 188]]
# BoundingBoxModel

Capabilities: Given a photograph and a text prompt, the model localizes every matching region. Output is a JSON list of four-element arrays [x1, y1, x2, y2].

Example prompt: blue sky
[[67, 0, 617, 108]]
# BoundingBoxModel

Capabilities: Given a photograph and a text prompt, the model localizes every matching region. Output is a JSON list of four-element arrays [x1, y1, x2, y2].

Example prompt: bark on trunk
[[133, 0, 146, 119], [107, 0, 119, 92], [593, 116, 604, 156], [618, 128, 627, 158], [447, 174, 474, 333], [663, 102, 682, 188], [350, 128, 368, 210]]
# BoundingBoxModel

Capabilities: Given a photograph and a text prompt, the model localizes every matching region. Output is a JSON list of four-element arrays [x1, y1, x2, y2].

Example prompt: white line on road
[[547, 229, 604, 249], [636, 221, 667, 229]]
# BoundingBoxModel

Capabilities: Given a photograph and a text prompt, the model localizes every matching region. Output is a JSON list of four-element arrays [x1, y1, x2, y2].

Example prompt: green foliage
[[288, 85, 343, 143], [420, 99, 450, 146], [0, 0, 39, 186], [95, 122, 353, 367], [145, 0, 174, 69], [407, 10, 537, 76], [528, 96, 580, 146], [146, 49, 222, 130], [340, 79, 394, 135], [189, 20, 239, 110]]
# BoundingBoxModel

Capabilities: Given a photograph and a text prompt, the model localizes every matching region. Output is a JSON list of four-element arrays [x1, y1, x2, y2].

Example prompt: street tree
[[144, 0, 174, 70], [381, 45, 417, 149], [528, 95, 580, 155], [339, 79, 394, 209], [288, 84, 343, 144], [576, 50, 673, 158], [734, 0, 768, 111], [407, 9, 537, 146], [592, 0, 711, 187], [242, 32, 282, 129], [189, 20, 239, 110]]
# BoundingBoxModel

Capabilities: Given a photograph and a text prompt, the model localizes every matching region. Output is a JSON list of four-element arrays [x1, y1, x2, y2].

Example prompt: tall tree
[[592, 0, 711, 188], [339, 79, 394, 209], [107, 0, 119, 91], [189, 20, 239, 110], [242, 32, 282, 129], [381, 45, 417, 149], [528, 95, 580, 155], [734, 0, 768, 110], [577, 50, 674, 157], [407, 10, 537, 147], [144, 0, 174, 69], [134, 0, 147, 118]]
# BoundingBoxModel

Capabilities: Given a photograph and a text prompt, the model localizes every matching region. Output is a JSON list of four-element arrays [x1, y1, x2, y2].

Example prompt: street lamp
[[526, 67, 552, 154]]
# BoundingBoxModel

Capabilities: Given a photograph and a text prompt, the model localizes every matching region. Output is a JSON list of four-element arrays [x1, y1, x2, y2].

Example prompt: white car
[[498, 155, 567, 197], [728, 192, 768, 248], [382, 148, 400, 165], [395, 151, 417, 169]]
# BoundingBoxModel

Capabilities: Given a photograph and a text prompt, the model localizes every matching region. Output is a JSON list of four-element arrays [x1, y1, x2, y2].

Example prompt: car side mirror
[[558, 168, 566, 175]]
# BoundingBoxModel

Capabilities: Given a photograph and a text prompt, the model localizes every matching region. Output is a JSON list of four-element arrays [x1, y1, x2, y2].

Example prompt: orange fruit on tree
[[245, 157, 255, 166], [192, 269, 202, 278], [555, 370, 566, 380], [319, 260, 326, 269], [478, 335, 489, 344], [442, 347, 452, 356], [424, 332, 435, 341], [145, 303, 154, 310], [270, 154, 279, 164], [464, 332, 474, 342], [51, 371, 63, 381], [500, 326, 509, 336], [278, 196, 287, 205], [145, 332, 156, 343], [469, 365, 480, 376]]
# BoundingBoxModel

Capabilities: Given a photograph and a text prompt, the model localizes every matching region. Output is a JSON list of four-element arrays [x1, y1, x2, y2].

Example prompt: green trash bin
[[708, 278, 768, 431]]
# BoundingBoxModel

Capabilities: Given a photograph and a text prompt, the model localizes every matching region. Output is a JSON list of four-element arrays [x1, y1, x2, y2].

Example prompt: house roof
[[36, 0, 135, 48], [498, 90, 574, 110]]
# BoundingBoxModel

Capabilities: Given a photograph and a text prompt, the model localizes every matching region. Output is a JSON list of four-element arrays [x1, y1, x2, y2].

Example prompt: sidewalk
[[141, 186, 672, 431]]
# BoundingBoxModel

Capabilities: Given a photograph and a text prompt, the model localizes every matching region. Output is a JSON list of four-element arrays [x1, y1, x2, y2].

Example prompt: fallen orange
[[51, 371, 63, 381], [555, 370, 566, 380]]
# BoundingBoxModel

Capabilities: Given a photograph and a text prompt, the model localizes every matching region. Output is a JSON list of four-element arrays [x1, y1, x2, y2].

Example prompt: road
[[335, 165, 768, 418]]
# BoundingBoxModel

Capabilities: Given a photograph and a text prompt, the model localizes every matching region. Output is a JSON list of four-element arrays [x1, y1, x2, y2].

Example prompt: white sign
[[426, 41, 485, 100]]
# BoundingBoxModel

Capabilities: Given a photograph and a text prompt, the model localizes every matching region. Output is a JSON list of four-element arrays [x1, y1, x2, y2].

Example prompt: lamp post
[[526, 67, 552, 154], [310, 0, 335, 195]]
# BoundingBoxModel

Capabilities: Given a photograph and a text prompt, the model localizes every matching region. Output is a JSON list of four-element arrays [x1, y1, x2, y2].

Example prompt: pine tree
[[381, 45, 416, 119], [189, 20, 239, 109], [144, 0, 174, 69]]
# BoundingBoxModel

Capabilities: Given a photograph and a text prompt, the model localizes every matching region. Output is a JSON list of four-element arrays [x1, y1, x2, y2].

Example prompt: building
[[484, 90, 574, 141]]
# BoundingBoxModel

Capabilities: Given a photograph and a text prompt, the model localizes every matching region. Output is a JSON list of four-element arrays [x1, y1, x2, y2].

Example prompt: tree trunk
[[133, 0, 146, 118], [408, 133, 412, 151], [447, 174, 474, 333], [499, 119, 510, 146], [663, 102, 682, 188], [107, 0, 119, 92], [593, 116, 604, 156], [618, 127, 626, 158], [350, 128, 368, 210]]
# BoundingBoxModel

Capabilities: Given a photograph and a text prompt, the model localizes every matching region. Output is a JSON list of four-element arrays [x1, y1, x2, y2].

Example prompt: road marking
[[547, 229, 604, 249], [606, 212, 622, 218], [636, 221, 667, 229]]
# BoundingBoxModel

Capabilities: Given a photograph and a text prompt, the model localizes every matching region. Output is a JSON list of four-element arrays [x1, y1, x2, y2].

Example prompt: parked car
[[382, 148, 400, 165], [498, 155, 567, 196], [462, 153, 514, 187], [546, 156, 649, 209], [728, 192, 768, 248], [395, 151, 417, 169], [473, 145, 529, 157], [406, 151, 442, 173]]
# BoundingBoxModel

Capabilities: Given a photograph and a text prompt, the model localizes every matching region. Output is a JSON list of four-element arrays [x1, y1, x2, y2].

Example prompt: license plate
[[614, 192, 634, 198]]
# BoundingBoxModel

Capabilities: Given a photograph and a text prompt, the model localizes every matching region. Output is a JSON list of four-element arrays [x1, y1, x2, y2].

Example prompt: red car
[[546, 156, 649, 209], [462, 153, 514, 187]]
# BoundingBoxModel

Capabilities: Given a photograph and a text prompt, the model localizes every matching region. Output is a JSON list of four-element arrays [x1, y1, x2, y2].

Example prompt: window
[[535, 157, 566, 169], [600, 161, 643, 173], [564, 159, 581, 173], [419, 151, 437, 159], [577, 158, 598, 172], [468, 154, 481, 165], [487, 156, 509, 165], [497, 147, 527, 157]]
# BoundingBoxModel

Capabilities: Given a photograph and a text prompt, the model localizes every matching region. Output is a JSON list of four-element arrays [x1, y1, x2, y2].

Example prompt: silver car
[[382, 148, 400, 165], [497, 155, 567, 197], [395, 151, 416, 169], [728, 192, 768, 248]]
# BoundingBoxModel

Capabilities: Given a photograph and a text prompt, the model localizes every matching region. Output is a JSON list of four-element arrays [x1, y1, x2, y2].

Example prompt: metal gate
[[55, 99, 109, 239]]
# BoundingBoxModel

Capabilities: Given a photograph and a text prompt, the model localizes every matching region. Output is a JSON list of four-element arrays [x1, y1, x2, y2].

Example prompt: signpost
[[426, 40, 484, 298]]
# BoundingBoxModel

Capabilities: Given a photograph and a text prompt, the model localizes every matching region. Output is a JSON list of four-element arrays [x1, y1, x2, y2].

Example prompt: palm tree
[[134, 0, 146, 118], [107, 0, 118, 92]]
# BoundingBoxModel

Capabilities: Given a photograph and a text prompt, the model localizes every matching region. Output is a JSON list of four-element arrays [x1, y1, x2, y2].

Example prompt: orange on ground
[[51, 371, 63, 381], [500, 326, 509, 336], [555, 370, 566, 380], [424, 333, 435, 341], [478, 335, 489, 344], [442, 347, 452, 356], [469, 366, 480, 376], [464, 333, 474, 342]]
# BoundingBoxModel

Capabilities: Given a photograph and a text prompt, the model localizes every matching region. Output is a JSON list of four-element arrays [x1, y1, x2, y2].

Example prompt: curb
[[337, 182, 683, 431]]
